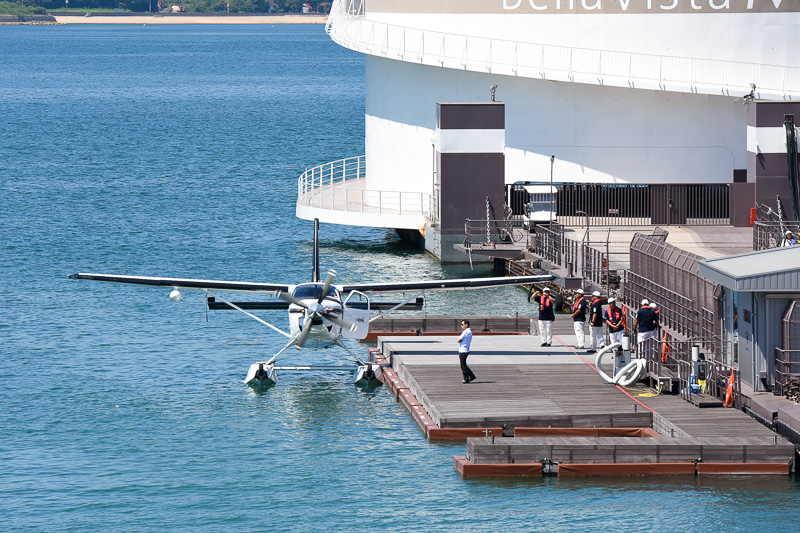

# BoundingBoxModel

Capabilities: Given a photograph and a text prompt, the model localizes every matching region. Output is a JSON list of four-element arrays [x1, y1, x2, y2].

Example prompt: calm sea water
[[2, 24, 799, 532]]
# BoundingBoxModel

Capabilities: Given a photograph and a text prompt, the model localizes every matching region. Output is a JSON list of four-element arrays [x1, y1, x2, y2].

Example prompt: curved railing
[[298, 155, 366, 198], [326, 0, 800, 100], [297, 155, 429, 217]]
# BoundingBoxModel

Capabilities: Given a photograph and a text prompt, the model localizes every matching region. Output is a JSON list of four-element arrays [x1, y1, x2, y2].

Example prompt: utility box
[[614, 335, 632, 375]]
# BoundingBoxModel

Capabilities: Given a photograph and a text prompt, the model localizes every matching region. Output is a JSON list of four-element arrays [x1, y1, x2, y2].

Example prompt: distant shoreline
[[52, 13, 327, 24]]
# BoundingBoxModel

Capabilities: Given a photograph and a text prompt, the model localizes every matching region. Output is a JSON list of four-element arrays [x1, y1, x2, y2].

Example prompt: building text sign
[[367, 0, 798, 14]]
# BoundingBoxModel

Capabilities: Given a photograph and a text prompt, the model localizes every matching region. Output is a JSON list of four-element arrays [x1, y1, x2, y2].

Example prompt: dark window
[[292, 284, 338, 301]]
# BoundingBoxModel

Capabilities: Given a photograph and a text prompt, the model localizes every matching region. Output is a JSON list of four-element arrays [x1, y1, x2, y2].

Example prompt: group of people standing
[[455, 287, 663, 384], [532, 287, 661, 353]]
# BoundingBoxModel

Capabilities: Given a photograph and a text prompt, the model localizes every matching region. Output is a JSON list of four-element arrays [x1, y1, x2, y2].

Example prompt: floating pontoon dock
[[369, 316, 795, 476]]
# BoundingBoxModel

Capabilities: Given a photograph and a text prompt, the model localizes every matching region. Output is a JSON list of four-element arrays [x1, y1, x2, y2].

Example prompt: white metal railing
[[297, 155, 430, 217], [327, 0, 800, 100]]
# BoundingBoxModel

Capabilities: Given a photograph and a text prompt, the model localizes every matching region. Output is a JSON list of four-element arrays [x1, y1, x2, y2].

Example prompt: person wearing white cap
[[604, 298, 625, 347], [533, 287, 555, 347], [587, 291, 605, 353], [634, 298, 659, 350], [784, 229, 797, 247], [570, 289, 588, 349]]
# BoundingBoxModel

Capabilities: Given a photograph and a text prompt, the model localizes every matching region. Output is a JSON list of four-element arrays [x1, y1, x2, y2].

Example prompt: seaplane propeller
[[275, 270, 356, 348]]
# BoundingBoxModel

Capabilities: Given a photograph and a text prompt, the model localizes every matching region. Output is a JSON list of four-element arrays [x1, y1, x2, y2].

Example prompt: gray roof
[[698, 246, 800, 292]]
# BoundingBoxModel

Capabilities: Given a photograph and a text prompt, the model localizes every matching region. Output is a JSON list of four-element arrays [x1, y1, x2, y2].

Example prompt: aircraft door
[[342, 291, 370, 339]]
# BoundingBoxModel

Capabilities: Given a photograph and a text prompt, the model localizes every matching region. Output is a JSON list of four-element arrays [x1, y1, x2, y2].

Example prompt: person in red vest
[[587, 291, 605, 353], [533, 287, 555, 347], [570, 289, 587, 349], [604, 298, 625, 349], [634, 298, 659, 352], [650, 302, 662, 338]]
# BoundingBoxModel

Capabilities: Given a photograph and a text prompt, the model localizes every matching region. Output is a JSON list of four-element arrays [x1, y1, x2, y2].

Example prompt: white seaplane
[[69, 220, 554, 388]]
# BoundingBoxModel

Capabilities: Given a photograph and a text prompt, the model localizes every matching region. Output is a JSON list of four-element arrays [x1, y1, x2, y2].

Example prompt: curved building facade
[[298, 0, 800, 254]]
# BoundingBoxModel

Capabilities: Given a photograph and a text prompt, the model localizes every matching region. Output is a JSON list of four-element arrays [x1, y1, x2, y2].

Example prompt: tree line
[[1, 0, 327, 14]]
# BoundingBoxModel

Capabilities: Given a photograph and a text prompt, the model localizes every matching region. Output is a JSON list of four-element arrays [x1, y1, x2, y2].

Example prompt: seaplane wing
[[67, 273, 290, 294], [338, 274, 554, 294]]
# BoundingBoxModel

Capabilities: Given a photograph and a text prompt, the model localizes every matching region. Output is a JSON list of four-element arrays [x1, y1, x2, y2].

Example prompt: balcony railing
[[327, 0, 800, 100], [297, 155, 429, 218]]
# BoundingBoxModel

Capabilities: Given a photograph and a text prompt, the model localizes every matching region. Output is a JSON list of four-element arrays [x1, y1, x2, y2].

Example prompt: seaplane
[[69, 220, 554, 388]]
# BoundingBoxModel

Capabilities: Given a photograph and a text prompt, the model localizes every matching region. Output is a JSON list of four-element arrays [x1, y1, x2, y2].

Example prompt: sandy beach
[[53, 13, 327, 24]]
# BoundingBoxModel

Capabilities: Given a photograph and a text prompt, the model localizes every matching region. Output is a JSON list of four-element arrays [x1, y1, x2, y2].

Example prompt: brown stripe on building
[[437, 102, 505, 130], [749, 152, 793, 177], [439, 152, 505, 234], [750, 101, 800, 127]]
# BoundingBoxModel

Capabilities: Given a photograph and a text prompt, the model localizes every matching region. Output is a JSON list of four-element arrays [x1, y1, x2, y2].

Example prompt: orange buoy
[[724, 367, 737, 407], [621, 304, 628, 330], [661, 329, 670, 363]]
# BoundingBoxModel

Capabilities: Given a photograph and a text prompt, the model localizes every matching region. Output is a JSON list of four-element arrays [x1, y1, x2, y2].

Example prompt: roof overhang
[[698, 246, 800, 292]]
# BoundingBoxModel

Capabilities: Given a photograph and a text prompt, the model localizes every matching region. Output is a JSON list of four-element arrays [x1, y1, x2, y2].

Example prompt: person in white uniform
[[533, 287, 555, 347], [587, 291, 605, 353], [570, 289, 587, 349], [604, 298, 625, 347]]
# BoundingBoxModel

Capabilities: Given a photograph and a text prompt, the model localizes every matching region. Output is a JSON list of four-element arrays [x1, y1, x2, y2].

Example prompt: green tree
[[0, 1, 47, 14]]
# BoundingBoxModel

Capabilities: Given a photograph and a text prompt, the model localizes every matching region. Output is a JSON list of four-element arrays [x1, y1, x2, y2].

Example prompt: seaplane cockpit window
[[292, 284, 339, 302]]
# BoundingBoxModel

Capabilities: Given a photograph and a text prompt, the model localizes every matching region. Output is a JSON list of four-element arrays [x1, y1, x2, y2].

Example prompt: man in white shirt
[[457, 319, 476, 384]]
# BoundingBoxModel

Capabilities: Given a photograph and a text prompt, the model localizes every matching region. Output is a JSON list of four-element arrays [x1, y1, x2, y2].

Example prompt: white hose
[[594, 343, 621, 383], [594, 342, 646, 387], [613, 359, 647, 387]]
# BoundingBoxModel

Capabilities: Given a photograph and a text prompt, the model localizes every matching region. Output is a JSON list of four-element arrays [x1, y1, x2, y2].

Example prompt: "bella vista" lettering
[[502, 0, 786, 11]]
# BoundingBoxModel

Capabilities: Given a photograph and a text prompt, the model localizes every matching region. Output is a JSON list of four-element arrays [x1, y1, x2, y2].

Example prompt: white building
[[297, 0, 800, 260]]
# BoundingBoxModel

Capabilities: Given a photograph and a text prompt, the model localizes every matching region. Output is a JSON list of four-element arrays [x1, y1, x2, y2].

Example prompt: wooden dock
[[373, 316, 796, 476]]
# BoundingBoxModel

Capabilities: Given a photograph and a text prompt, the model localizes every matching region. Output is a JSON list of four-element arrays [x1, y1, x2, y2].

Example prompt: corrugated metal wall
[[625, 233, 724, 359]]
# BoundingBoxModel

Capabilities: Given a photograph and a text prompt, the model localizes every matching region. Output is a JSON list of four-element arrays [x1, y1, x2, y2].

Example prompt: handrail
[[463, 218, 528, 247], [327, 0, 800, 99], [753, 220, 800, 250], [297, 155, 430, 217]]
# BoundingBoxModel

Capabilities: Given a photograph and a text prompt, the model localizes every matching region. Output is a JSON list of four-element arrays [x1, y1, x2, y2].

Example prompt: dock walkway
[[375, 317, 794, 476]]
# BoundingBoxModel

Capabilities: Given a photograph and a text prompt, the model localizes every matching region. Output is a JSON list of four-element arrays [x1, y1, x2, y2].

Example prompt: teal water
[[2, 24, 799, 532]]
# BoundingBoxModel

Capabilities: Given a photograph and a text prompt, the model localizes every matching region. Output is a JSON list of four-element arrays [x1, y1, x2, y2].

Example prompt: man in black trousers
[[457, 319, 476, 384]]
